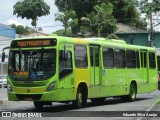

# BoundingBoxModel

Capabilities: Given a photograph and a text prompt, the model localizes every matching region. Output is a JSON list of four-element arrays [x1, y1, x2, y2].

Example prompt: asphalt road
[[0, 89, 160, 120]]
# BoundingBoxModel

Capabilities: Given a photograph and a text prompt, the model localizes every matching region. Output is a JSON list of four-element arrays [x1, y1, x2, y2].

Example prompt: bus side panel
[[149, 69, 158, 91], [88, 86, 105, 98], [137, 69, 157, 94], [59, 74, 76, 101], [59, 88, 76, 101], [75, 68, 90, 91], [102, 69, 128, 97], [138, 52, 158, 93], [127, 69, 141, 93]]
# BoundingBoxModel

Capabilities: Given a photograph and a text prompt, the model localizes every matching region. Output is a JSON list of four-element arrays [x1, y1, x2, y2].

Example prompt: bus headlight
[[7, 83, 13, 92], [46, 81, 56, 92]]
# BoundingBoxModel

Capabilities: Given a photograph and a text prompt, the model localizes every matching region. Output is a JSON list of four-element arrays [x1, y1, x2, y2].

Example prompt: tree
[[107, 33, 120, 39], [55, 0, 147, 33], [81, 3, 116, 37], [13, 0, 50, 32], [139, 0, 160, 46], [52, 29, 72, 36], [139, 0, 160, 26], [55, 0, 109, 34], [11, 24, 31, 35], [55, 10, 78, 36], [139, 0, 153, 16]]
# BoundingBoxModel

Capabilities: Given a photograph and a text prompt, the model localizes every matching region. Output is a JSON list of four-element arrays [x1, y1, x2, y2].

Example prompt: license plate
[[24, 97, 33, 101]]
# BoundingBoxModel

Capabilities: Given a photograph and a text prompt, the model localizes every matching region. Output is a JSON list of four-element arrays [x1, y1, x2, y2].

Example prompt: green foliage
[[139, 0, 153, 16], [107, 34, 120, 39], [52, 29, 72, 36], [55, 10, 78, 36], [13, 0, 50, 27], [55, 0, 110, 34], [139, 0, 160, 28], [55, 0, 146, 34], [139, 0, 160, 15], [108, 0, 146, 29], [11, 24, 32, 35], [81, 3, 116, 37]]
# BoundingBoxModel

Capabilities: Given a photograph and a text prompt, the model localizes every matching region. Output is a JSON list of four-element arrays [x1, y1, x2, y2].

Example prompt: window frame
[[102, 47, 114, 68], [114, 49, 126, 68], [126, 50, 137, 69], [149, 52, 156, 69], [74, 45, 88, 68]]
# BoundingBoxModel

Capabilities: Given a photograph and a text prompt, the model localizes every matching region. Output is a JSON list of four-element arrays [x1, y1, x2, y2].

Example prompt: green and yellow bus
[[3, 36, 158, 109]]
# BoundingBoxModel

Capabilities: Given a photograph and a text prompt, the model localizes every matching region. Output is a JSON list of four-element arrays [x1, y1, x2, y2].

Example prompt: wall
[[116, 32, 160, 48], [0, 24, 15, 38]]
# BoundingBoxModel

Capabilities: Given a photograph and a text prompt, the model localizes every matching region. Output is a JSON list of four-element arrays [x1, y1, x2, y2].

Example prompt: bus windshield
[[8, 49, 56, 81]]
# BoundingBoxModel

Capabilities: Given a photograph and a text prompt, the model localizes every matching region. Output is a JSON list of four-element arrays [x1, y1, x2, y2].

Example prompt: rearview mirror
[[1, 51, 5, 62]]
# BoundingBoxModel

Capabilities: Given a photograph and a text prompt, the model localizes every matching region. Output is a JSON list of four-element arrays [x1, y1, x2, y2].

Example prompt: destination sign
[[11, 39, 57, 48], [17, 40, 50, 47]]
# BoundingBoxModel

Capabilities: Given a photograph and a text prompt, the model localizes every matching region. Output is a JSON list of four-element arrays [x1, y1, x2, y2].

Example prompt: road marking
[[137, 99, 160, 120], [146, 99, 159, 111]]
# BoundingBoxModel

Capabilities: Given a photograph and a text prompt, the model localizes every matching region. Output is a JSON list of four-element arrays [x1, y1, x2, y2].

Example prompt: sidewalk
[[0, 88, 7, 104]]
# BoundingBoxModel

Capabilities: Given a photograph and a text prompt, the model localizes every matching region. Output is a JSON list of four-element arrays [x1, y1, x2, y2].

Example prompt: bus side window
[[103, 48, 114, 68], [75, 45, 88, 68], [114, 49, 126, 68], [126, 50, 136, 68], [136, 51, 140, 68], [59, 50, 73, 79], [149, 52, 156, 69]]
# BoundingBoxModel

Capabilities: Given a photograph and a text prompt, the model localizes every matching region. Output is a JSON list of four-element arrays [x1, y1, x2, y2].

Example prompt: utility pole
[[148, 0, 154, 47], [150, 14, 154, 47]]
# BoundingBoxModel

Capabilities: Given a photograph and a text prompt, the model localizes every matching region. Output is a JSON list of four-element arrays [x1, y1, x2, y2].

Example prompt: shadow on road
[[16, 97, 151, 113]]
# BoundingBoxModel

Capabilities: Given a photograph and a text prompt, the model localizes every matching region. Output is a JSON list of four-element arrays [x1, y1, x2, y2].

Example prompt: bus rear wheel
[[128, 84, 136, 102], [33, 101, 44, 109], [121, 84, 136, 102]]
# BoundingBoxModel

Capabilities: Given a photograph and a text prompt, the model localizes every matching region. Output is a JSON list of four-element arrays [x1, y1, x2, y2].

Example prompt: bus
[[2, 36, 158, 109], [156, 48, 160, 90]]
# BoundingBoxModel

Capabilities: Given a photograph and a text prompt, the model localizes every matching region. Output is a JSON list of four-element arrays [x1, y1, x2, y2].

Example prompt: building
[[115, 24, 160, 72], [115, 23, 160, 47], [0, 23, 16, 56], [0, 24, 16, 75], [21, 31, 49, 37]]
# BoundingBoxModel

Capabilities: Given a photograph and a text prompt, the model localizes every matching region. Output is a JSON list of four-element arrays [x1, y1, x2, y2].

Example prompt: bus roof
[[12, 36, 155, 52]]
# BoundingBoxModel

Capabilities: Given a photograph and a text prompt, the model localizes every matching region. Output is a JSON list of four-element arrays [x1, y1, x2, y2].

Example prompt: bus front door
[[140, 51, 148, 83], [90, 46, 101, 86]]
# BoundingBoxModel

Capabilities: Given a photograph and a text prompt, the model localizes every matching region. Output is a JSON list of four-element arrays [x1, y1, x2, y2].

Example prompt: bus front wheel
[[73, 87, 86, 109]]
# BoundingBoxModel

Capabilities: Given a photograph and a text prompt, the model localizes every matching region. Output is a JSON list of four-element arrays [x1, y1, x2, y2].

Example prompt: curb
[[0, 99, 8, 105]]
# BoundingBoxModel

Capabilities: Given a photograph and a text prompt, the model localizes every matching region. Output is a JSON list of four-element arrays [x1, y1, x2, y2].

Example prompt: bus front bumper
[[8, 89, 60, 102]]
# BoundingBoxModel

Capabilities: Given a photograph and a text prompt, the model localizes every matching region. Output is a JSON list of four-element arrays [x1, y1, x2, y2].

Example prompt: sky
[[1, 0, 160, 34], [0, 0, 63, 34]]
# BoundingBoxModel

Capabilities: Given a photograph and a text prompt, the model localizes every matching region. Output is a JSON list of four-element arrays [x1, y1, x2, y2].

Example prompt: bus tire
[[73, 87, 85, 109], [121, 84, 136, 102], [128, 84, 137, 102], [33, 101, 44, 109]]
